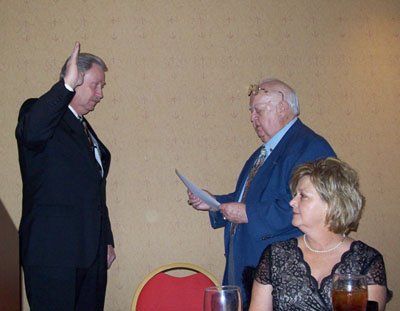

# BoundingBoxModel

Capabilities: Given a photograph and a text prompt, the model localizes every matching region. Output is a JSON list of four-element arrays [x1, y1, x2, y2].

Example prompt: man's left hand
[[107, 245, 116, 269], [220, 202, 248, 224]]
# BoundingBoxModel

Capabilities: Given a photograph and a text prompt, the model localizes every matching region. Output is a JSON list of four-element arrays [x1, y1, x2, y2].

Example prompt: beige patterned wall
[[1, 0, 399, 310]]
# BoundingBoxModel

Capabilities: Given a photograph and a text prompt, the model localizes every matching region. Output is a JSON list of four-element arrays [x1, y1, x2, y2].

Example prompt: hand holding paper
[[175, 169, 220, 211]]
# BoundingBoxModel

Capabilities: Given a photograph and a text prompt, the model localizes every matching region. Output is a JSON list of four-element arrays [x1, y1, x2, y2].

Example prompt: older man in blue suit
[[188, 78, 336, 309]]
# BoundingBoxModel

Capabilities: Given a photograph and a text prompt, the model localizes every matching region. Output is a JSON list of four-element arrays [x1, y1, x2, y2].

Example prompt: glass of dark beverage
[[332, 273, 368, 311]]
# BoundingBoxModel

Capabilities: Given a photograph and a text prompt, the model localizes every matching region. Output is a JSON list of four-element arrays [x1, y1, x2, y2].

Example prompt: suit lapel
[[246, 120, 303, 195], [261, 119, 302, 171], [82, 117, 111, 177], [62, 109, 89, 148], [62, 111, 105, 176]]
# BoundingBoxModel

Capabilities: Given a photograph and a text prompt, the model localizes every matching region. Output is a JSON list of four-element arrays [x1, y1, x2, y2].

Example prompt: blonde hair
[[290, 157, 365, 234]]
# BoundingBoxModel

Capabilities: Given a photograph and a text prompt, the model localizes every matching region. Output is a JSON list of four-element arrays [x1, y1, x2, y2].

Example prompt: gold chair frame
[[131, 262, 219, 311]]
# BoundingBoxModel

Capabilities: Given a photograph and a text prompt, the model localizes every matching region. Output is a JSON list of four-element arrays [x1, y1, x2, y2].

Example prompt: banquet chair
[[131, 262, 219, 311]]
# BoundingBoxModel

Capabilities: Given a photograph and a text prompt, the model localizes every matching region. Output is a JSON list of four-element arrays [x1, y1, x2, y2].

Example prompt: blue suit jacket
[[210, 119, 336, 306]]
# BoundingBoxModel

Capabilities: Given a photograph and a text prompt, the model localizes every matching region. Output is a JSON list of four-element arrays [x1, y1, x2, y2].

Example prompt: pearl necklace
[[303, 234, 346, 254]]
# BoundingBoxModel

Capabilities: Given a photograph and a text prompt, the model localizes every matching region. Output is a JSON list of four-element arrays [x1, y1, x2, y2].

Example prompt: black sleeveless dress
[[254, 239, 387, 310]]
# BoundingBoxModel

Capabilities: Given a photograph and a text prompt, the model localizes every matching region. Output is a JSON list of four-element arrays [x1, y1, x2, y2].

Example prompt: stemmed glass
[[203, 285, 242, 311], [332, 273, 368, 311]]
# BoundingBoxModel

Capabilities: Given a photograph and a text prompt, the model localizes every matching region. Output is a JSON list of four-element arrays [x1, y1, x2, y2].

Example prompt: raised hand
[[63, 42, 84, 89]]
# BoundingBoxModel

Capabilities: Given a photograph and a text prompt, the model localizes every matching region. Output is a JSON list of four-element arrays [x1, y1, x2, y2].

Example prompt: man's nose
[[250, 111, 257, 123], [96, 88, 103, 99]]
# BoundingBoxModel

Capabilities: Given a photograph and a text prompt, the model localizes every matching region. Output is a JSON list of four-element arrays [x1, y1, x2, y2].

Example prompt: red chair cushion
[[136, 272, 215, 311]]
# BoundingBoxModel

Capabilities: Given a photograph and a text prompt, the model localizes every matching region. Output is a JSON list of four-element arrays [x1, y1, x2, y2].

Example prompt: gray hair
[[60, 53, 108, 79], [259, 78, 300, 116]]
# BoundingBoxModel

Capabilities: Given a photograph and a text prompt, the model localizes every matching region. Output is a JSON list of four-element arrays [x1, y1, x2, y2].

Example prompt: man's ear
[[278, 100, 289, 114]]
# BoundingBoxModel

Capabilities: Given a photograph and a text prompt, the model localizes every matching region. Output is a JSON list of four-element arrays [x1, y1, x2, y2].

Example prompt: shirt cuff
[[64, 83, 74, 92]]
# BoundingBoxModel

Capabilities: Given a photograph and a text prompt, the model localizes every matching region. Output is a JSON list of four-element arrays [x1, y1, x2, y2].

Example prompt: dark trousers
[[23, 232, 108, 311]]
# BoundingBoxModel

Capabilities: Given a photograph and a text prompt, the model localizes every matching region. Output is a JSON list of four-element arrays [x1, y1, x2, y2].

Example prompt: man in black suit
[[16, 42, 116, 311]]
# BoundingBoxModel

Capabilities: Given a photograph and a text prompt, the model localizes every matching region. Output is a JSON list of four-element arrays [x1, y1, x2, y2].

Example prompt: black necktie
[[80, 117, 95, 150], [79, 117, 103, 176]]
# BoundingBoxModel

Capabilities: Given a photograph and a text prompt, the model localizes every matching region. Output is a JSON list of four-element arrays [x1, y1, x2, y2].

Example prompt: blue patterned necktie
[[241, 146, 267, 202]]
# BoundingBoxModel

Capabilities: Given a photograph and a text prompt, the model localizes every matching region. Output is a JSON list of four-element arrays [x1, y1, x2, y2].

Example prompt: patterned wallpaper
[[1, 0, 399, 310]]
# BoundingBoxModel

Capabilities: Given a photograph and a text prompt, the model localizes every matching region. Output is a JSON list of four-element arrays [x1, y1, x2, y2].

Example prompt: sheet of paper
[[175, 169, 220, 211]]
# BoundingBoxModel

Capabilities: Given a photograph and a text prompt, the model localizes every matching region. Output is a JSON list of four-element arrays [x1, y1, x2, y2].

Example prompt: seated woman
[[249, 157, 388, 311]]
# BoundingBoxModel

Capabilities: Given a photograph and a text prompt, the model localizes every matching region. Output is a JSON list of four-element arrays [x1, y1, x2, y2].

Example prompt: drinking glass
[[203, 285, 242, 311], [332, 273, 368, 311]]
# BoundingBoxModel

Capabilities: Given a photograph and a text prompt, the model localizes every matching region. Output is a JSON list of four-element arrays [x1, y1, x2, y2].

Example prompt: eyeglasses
[[248, 84, 285, 100], [248, 84, 285, 114]]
